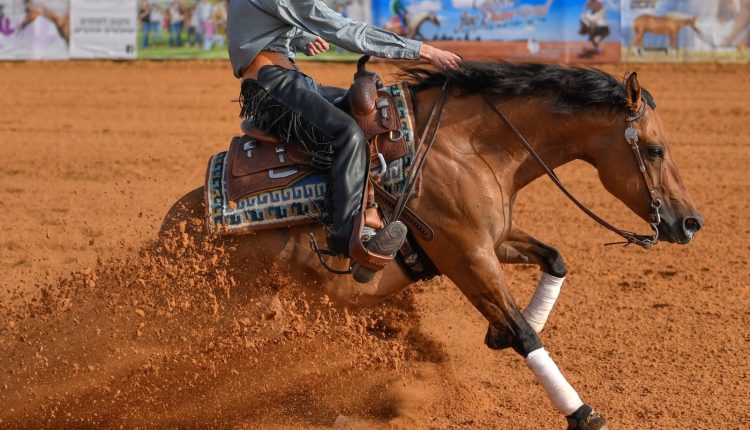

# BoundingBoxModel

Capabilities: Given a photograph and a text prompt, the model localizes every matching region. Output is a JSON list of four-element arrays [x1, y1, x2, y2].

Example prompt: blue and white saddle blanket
[[204, 82, 417, 235]]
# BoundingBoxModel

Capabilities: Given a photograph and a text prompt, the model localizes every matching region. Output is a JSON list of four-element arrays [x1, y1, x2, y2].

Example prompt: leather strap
[[349, 149, 399, 272], [481, 92, 660, 249], [392, 82, 451, 223], [372, 182, 434, 241]]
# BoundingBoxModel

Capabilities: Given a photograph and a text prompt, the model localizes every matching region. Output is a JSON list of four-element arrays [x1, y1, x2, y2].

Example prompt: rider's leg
[[244, 65, 368, 255]]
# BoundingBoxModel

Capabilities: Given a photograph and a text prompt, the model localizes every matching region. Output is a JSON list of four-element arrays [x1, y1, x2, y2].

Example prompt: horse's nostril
[[684, 217, 702, 233]]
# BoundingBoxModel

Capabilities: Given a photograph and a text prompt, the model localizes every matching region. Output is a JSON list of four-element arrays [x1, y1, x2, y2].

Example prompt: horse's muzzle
[[681, 214, 703, 243], [659, 213, 703, 244]]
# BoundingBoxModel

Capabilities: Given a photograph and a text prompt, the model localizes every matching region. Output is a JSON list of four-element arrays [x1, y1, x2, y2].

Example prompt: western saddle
[[230, 56, 432, 277]]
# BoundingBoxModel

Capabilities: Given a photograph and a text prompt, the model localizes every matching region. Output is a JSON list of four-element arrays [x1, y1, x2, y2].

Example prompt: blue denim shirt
[[227, 0, 422, 78]]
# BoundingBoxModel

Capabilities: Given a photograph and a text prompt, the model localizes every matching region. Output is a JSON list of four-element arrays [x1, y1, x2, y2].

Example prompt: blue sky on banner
[[372, 0, 621, 42]]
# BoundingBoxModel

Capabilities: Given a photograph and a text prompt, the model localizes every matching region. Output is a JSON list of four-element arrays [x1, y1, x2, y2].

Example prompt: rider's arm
[[289, 28, 318, 54], [268, 0, 422, 60]]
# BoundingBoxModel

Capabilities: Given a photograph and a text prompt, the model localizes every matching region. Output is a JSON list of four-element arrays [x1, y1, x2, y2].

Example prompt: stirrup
[[351, 221, 408, 283], [309, 234, 352, 275]]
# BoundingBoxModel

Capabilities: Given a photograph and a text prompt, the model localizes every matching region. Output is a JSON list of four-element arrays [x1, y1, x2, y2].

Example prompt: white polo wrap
[[523, 273, 565, 332], [526, 348, 583, 415]]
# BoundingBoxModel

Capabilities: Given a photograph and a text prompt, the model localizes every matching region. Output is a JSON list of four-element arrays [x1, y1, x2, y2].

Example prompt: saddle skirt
[[204, 82, 418, 236]]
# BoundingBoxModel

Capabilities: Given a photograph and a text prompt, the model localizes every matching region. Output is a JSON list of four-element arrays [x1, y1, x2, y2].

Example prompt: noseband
[[481, 92, 662, 249]]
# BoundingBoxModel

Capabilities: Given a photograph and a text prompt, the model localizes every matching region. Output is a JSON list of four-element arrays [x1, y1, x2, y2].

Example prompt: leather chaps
[[240, 65, 367, 255]]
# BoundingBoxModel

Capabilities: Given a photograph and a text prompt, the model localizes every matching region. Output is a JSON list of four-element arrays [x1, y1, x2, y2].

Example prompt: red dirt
[[0, 60, 748, 429]]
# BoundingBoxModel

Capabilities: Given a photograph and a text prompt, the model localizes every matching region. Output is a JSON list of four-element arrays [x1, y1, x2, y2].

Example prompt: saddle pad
[[205, 151, 328, 235], [204, 81, 417, 236], [380, 82, 417, 195]]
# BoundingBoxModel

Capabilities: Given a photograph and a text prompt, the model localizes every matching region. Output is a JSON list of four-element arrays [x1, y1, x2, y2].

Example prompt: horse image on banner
[[0, 0, 69, 59], [622, 0, 750, 62]]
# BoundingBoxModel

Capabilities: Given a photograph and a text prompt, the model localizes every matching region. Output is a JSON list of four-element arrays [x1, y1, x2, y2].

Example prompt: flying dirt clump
[[0, 218, 439, 429]]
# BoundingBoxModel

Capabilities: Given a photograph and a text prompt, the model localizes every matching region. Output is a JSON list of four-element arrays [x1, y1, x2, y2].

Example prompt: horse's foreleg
[[441, 250, 607, 429], [495, 223, 566, 333]]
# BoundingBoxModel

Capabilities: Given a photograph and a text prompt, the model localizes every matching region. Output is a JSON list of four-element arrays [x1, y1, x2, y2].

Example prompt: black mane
[[403, 61, 655, 114]]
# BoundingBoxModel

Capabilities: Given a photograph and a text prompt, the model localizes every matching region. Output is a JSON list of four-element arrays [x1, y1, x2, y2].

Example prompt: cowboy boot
[[351, 221, 407, 283]]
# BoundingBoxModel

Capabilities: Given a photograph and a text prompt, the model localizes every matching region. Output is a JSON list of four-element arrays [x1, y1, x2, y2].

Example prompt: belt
[[242, 51, 298, 81]]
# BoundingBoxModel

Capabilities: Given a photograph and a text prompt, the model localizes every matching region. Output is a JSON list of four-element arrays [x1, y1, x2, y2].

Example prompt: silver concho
[[624, 126, 639, 144]]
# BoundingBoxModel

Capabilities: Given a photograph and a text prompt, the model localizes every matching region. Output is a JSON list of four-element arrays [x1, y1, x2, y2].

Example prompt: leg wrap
[[526, 348, 584, 416], [523, 273, 565, 332]]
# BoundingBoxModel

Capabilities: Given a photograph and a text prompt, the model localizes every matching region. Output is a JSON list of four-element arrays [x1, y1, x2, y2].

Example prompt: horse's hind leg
[[437, 248, 607, 429], [159, 187, 205, 240]]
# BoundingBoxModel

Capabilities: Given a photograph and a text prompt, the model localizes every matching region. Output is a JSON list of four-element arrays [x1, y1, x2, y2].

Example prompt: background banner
[[136, 0, 228, 59], [372, 0, 622, 62], [0, 0, 69, 60], [69, 0, 137, 59], [621, 0, 750, 62], [0, 0, 747, 62]]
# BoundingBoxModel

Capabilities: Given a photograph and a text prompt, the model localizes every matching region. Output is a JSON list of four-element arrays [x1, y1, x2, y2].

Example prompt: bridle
[[480, 92, 663, 249], [393, 83, 663, 250], [624, 99, 663, 247]]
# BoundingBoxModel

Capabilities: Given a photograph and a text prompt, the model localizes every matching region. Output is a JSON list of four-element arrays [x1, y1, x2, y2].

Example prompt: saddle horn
[[351, 56, 377, 116], [357, 55, 371, 75]]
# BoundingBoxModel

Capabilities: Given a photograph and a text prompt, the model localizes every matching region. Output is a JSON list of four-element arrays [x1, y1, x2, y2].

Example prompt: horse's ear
[[624, 72, 642, 114]]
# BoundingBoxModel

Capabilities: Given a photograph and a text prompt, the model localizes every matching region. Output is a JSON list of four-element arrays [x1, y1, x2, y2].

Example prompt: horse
[[160, 62, 703, 429], [384, 11, 440, 40], [454, 10, 479, 35], [19, 2, 69, 44], [631, 13, 699, 56]]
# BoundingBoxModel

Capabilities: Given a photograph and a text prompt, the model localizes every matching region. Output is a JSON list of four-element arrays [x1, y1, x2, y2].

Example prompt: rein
[[480, 92, 661, 249], [390, 81, 450, 223]]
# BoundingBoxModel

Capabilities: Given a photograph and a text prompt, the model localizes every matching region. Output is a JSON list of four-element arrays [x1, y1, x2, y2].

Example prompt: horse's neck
[[494, 98, 591, 192], [413, 90, 607, 194]]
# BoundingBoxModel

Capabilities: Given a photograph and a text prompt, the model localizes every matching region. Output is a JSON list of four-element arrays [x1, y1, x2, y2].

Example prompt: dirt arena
[[1, 60, 748, 429]]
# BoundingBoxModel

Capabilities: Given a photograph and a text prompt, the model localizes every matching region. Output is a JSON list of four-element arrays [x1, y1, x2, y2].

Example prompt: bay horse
[[161, 62, 703, 429]]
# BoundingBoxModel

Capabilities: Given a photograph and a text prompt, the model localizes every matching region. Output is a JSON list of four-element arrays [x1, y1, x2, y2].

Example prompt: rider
[[579, 0, 608, 52], [390, 0, 409, 32], [227, 1, 460, 280]]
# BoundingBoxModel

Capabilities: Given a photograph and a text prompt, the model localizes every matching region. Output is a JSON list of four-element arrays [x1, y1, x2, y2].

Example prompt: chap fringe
[[239, 79, 335, 169]]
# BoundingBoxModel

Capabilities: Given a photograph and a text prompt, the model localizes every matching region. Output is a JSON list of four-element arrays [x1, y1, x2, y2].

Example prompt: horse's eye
[[647, 147, 664, 159]]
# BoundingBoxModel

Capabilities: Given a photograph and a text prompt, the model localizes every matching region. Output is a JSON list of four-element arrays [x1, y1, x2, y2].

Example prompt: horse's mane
[[402, 61, 656, 115]]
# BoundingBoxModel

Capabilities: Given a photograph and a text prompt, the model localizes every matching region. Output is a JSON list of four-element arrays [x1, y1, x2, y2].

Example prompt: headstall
[[480, 91, 662, 249]]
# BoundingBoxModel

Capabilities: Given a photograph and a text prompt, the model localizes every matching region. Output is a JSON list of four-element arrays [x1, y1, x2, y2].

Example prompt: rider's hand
[[419, 44, 462, 71], [306, 37, 330, 56]]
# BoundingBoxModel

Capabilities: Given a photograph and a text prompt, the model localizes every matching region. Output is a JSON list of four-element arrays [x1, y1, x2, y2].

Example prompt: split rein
[[398, 82, 662, 250]]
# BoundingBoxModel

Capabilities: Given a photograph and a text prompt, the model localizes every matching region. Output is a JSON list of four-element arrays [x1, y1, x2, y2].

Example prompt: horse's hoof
[[567, 404, 608, 430], [484, 324, 513, 350]]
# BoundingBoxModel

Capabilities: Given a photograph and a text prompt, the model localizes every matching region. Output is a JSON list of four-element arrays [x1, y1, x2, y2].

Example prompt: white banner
[[0, 0, 70, 60], [69, 0, 137, 59]]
